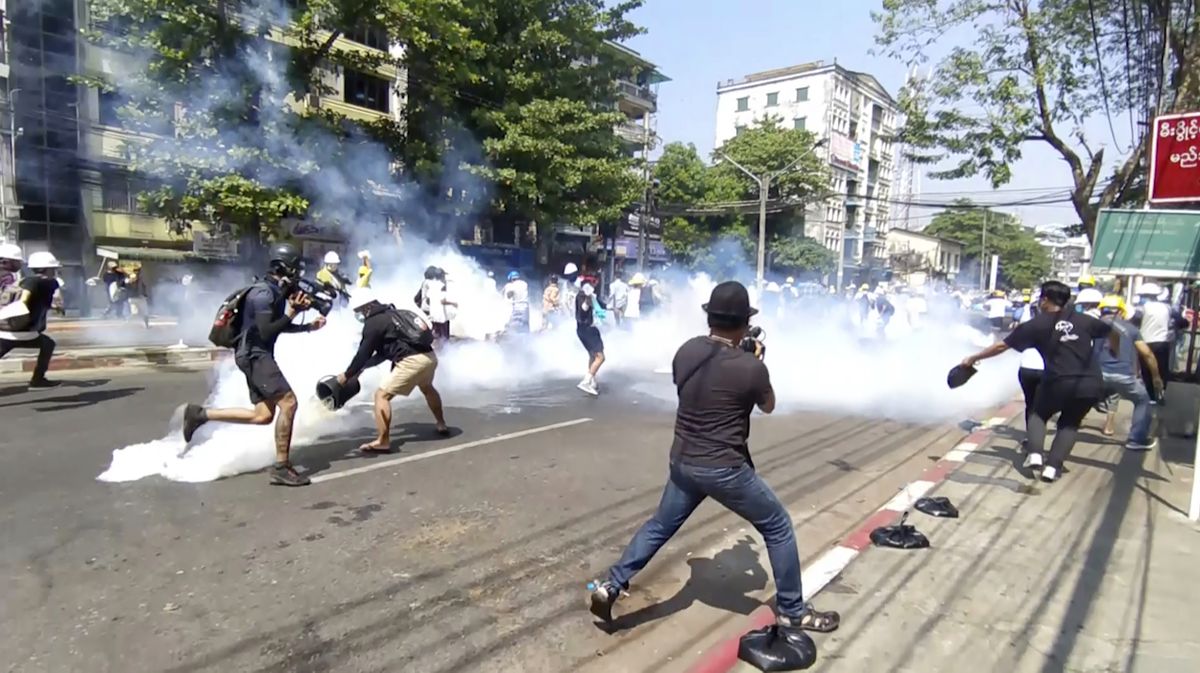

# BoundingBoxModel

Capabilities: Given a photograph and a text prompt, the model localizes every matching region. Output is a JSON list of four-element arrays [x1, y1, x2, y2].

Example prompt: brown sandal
[[798, 605, 840, 633]]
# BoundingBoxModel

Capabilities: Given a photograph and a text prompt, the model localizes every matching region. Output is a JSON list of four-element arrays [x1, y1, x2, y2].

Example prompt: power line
[[1087, 0, 1128, 151]]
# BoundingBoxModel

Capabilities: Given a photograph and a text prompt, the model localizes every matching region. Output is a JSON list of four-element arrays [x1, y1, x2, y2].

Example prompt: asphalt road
[[0, 365, 980, 673]]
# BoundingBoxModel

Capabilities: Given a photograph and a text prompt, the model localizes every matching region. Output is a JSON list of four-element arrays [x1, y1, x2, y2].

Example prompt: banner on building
[[1149, 112, 1200, 203], [830, 133, 863, 172], [192, 232, 239, 260]]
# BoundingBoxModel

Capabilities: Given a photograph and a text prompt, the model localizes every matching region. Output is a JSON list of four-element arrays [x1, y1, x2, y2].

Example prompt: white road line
[[802, 545, 860, 597], [310, 417, 593, 484], [942, 448, 973, 462], [880, 479, 937, 513]]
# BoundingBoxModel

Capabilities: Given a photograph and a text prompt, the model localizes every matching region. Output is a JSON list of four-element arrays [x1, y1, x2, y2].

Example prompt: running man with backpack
[[336, 287, 449, 452], [180, 243, 326, 487]]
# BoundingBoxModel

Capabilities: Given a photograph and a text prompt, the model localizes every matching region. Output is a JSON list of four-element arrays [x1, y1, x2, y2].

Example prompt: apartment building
[[886, 228, 963, 287], [715, 60, 898, 285], [1036, 226, 1092, 286]]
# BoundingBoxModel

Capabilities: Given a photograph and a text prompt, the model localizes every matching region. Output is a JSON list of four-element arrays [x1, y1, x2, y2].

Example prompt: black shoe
[[270, 463, 311, 487], [28, 378, 61, 388], [182, 404, 207, 443], [588, 580, 620, 624]]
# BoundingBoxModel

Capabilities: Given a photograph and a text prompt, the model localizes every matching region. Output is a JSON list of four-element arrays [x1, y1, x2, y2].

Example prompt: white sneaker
[[577, 379, 599, 396], [1125, 438, 1159, 451], [1040, 465, 1059, 482], [1023, 452, 1044, 469]]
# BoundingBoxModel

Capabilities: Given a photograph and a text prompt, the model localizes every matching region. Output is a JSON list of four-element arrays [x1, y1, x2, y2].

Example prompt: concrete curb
[[0, 346, 225, 375], [683, 400, 1026, 673]]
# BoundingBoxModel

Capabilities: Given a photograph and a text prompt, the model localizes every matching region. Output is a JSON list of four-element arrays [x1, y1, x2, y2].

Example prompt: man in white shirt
[[984, 291, 1011, 330], [1133, 282, 1177, 396], [504, 270, 530, 333], [607, 274, 629, 326]]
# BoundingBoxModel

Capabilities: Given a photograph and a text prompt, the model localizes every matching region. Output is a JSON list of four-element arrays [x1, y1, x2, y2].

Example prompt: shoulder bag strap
[[676, 342, 724, 393]]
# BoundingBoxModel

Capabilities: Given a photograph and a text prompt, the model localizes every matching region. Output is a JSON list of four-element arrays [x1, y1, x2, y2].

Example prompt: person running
[[542, 274, 562, 331], [180, 243, 326, 487], [984, 291, 1010, 331], [575, 282, 606, 396], [423, 268, 454, 343], [0, 251, 63, 388], [588, 281, 840, 637], [960, 281, 1118, 483], [1097, 296, 1162, 449], [1015, 293, 1044, 445], [125, 269, 152, 328], [503, 270, 530, 334], [607, 273, 629, 326], [338, 288, 448, 451]]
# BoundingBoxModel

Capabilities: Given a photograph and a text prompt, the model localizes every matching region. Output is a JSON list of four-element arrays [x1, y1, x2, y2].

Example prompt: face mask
[[355, 312, 366, 323]]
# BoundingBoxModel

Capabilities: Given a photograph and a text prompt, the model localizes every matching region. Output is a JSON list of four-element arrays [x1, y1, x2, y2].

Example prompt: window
[[795, 87, 809, 102], [793, 117, 806, 131], [735, 125, 747, 136], [98, 89, 123, 127], [345, 24, 388, 51], [766, 91, 779, 107], [101, 171, 130, 211], [736, 96, 749, 112], [343, 70, 390, 113]]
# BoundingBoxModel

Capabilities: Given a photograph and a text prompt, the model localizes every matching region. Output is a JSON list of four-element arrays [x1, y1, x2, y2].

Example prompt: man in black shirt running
[[575, 282, 606, 396], [588, 281, 840, 640]]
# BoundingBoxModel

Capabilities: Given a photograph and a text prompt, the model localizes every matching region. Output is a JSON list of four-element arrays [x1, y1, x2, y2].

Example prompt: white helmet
[[27, 251, 60, 269], [563, 262, 578, 275], [1076, 288, 1104, 305], [1137, 282, 1162, 297], [357, 249, 371, 260], [0, 243, 22, 261], [324, 251, 341, 265], [349, 287, 377, 310]]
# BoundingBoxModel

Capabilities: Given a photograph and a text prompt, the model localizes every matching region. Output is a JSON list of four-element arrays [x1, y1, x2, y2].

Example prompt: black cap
[[702, 281, 758, 319], [946, 364, 977, 389]]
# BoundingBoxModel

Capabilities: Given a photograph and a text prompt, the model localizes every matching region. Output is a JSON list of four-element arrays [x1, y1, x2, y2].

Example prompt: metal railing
[[616, 81, 657, 104]]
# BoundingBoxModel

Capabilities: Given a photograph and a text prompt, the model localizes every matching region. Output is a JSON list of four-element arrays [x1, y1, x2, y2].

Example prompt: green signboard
[[1092, 209, 1200, 278]]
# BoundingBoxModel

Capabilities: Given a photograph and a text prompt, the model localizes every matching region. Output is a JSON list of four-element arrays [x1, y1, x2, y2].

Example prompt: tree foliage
[[874, 0, 1200, 241], [923, 200, 1051, 288], [653, 117, 831, 274]]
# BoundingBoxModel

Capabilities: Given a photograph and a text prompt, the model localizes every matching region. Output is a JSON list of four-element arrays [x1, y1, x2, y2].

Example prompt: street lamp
[[719, 136, 829, 287]]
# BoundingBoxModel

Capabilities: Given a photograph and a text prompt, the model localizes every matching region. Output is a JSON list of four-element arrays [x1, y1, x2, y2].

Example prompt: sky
[[621, 0, 1136, 232]]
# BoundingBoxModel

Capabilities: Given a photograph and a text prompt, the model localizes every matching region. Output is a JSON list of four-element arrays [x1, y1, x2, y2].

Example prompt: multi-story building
[[886, 228, 963, 287], [714, 60, 898, 286], [2, 0, 404, 311], [1036, 226, 1092, 286]]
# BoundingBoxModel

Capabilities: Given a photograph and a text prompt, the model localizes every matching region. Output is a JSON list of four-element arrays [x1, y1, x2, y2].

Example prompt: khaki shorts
[[380, 351, 437, 397]]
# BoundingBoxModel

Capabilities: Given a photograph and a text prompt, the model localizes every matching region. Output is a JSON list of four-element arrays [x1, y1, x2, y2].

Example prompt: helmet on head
[[268, 243, 303, 278], [349, 287, 378, 311], [1137, 282, 1162, 297], [507, 270, 520, 281], [27, 251, 60, 269], [1078, 275, 1097, 288], [563, 263, 578, 275], [1076, 288, 1104, 305], [0, 243, 22, 262], [1099, 294, 1127, 317], [323, 251, 341, 265], [785, 276, 795, 284], [629, 272, 647, 286]]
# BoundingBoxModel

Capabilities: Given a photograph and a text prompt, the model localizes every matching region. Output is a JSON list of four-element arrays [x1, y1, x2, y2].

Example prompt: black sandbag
[[869, 512, 930, 549], [946, 364, 977, 389], [914, 496, 959, 518], [737, 624, 817, 672]]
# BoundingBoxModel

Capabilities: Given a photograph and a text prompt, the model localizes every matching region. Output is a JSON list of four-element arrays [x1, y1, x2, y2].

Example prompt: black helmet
[[269, 243, 303, 278]]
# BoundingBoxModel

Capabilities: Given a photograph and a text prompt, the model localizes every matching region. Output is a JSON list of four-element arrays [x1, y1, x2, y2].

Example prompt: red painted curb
[[683, 402, 1024, 673]]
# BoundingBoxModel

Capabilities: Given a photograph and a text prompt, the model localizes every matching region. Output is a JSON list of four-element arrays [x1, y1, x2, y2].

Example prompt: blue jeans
[[1103, 373, 1152, 444], [607, 460, 805, 618]]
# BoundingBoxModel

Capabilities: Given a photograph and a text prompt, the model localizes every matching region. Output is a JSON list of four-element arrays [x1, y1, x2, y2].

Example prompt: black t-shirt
[[670, 336, 773, 468], [343, 307, 432, 379], [16, 275, 60, 333], [1004, 310, 1111, 394]]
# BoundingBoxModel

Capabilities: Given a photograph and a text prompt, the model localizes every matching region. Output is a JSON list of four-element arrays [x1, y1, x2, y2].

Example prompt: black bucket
[[316, 375, 361, 411]]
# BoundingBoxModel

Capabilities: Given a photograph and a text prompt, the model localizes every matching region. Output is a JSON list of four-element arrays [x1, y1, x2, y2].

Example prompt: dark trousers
[[607, 460, 805, 618], [0, 334, 56, 380], [1143, 341, 1172, 394], [1026, 380, 1097, 470], [1018, 367, 1043, 433]]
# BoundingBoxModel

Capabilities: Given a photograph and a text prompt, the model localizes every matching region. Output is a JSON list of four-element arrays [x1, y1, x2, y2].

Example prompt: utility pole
[[980, 210, 988, 290], [720, 137, 828, 288], [637, 117, 652, 272]]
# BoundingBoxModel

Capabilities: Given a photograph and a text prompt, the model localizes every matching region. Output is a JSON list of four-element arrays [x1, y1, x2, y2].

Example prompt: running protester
[[607, 274, 629, 326], [575, 283, 606, 396], [0, 251, 62, 388], [1132, 282, 1183, 397], [588, 281, 839, 638], [1097, 296, 1161, 450], [961, 280, 1118, 483], [984, 291, 1010, 330], [180, 243, 326, 487], [503, 270, 530, 334]]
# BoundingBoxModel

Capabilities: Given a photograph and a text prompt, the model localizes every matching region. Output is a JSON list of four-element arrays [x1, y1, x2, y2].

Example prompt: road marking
[[310, 417, 593, 484], [880, 479, 937, 513], [801, 544, 860, 596]]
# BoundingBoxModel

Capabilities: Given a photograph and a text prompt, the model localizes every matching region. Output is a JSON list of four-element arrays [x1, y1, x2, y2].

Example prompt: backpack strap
[[676, 341, 724, 393]]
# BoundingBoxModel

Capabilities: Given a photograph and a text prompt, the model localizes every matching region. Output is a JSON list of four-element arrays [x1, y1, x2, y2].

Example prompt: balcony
[[615, 120, 651, 145], [617, 81, 657, 113]]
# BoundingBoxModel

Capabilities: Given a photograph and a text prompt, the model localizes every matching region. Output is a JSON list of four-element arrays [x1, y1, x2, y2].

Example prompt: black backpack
[[388, 306, 434, 349], [209, 285, 255, 348]]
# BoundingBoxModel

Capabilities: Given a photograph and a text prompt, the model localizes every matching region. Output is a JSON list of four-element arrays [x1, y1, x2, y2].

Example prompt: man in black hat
[[588, 281, 840, 636]]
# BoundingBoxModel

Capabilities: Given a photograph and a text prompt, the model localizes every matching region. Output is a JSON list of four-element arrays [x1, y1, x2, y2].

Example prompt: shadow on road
[[0, 378, 110, 398], [297, 422, 464, 476], [598, 536, 767, 634], [0, 385, 138, 412]]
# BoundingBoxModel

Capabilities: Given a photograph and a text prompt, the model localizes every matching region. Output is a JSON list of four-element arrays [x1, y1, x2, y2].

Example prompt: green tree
[[771, 235, 835, 274], [923, 200, 1051, 288], [874, 0, 1200, 241], [713, 117, 829, 203]]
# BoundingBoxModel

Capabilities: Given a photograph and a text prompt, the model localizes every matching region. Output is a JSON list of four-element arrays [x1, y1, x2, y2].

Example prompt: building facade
[[886, 228, 963, 287], [1036, 227, 1092, 286], [715, 60, 898, 286]]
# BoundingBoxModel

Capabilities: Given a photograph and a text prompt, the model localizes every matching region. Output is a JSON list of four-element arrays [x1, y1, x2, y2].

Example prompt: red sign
[[1149, 112, 1200, 203]]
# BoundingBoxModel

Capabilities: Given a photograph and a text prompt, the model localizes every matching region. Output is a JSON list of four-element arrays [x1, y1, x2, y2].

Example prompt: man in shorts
[[180, 243, 325, 486], [338, 288, 449, 451], [575, 282, 606, 396]]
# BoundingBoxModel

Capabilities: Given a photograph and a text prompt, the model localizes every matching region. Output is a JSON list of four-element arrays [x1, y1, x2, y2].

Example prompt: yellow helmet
[[1078, 275, 1097, 288], [1099, 294, 1127, 317]]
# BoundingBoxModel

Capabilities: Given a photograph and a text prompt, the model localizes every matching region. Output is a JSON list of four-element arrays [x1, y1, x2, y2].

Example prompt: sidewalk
[[730, 386, 1200, 672], [0, 343, 223, 375]]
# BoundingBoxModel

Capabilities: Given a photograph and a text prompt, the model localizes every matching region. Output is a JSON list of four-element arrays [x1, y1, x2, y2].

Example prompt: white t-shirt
[[1138, 300, 1171, 343], [609, 279, 629, 308], [1017, 305, 1044, 370], [425, 280, 448, 323], [985, 298, 1010, 319], [504, 279, 529, 311]]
